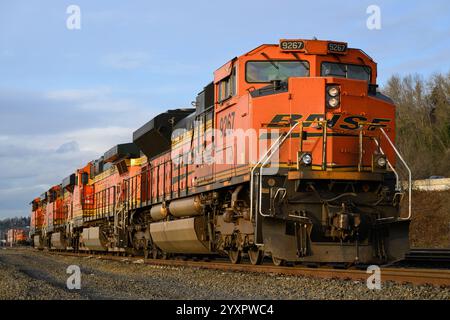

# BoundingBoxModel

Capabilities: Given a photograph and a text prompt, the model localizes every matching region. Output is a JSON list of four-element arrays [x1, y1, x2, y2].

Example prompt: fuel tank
[[150, 203, 169, 221], [33, 235, 43, 249], [81, 227, 107, 251], [168, 196, 202, 218], [51, 232, 67, 250], [149, 216, 210, 254]]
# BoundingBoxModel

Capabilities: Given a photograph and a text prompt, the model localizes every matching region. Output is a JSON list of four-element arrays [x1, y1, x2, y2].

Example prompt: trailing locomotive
[[30, 39, 411, 266]]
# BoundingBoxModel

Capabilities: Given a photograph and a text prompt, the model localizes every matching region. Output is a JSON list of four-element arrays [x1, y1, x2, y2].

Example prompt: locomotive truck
[[30, 39, 411, 266]]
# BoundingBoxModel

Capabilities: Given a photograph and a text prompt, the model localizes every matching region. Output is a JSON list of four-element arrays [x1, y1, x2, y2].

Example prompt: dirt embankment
[[408, 190, 450, 248]]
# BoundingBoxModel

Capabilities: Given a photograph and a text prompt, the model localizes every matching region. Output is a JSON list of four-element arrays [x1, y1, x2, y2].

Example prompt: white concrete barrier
[[410, 178, 450, 191]]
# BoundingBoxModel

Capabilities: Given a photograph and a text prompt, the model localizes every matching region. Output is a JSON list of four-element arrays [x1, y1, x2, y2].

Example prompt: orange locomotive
[[30, 39, 410, 265], [30, 195, 45, 249], [6, 229, 27, 246]]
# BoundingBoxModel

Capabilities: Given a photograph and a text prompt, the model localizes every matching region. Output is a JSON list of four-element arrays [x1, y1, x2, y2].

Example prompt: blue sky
[[0, 0, 449, 218]]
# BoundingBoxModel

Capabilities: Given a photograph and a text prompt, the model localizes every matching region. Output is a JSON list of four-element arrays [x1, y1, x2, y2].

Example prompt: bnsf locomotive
[[30, 39, 411, 266]]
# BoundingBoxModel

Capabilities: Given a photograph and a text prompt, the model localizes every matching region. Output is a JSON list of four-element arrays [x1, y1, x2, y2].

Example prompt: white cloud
[[0, 126, 134, 155], [101, 51, 200, 75], [63, 126, 134, 153], [44, 87, 138, 112], [0, 86, 154, 218], [0, 123, 140, 218], [76, 99, 137, 112], [56, 141, 80, 154]]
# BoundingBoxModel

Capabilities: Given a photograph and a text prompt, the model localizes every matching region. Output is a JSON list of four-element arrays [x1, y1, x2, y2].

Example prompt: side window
[[218, 66, 236, 102]]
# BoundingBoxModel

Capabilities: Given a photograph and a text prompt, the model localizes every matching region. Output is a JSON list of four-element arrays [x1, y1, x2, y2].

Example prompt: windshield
[[246, 61, 309, 83], [321, 62, 371, 82]]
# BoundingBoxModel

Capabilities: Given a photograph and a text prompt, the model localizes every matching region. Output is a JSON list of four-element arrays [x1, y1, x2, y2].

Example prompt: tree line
[[383, 71, 450, 179]]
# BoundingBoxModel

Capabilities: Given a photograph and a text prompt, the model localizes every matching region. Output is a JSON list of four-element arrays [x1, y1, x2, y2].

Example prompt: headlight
[[326, 85, 340, 108], [301, 153, 312, 165], [376, 156, 387, 168], [328, 86, 339, 97], [328, 97, 339, 108]]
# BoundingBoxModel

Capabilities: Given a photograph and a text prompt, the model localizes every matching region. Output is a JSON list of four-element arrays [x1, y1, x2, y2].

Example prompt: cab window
[[218, 66, 236, 102], [321, 62, 371, 82], [246, 60, 309, 83]]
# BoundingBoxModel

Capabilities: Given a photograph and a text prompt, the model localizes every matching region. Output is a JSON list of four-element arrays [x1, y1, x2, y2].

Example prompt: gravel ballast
[[0, 247, 449, 300]]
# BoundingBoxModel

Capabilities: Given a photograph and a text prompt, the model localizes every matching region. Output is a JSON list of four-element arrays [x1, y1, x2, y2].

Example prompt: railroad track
[[404, 248, 450, 263], [46, 250, 450, 287]]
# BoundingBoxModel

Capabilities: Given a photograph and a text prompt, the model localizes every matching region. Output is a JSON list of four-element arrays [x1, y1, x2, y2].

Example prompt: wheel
[[248, 248, 264, 265], [228, 249, 242, 264], [272, 256, 285, 266]]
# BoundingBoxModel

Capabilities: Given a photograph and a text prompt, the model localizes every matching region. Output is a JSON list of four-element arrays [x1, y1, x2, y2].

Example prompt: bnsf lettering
[[268, 114, 302, 127], [303, 114, 325, 127], [367, 118, 390, 131], [327, 114, 341, 128], [340, 116, 367, 130], [268, 113, 391, 130]]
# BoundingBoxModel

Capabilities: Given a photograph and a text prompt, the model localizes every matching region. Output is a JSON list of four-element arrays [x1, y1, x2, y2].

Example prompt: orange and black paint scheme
[[30, 39, 410, 265]]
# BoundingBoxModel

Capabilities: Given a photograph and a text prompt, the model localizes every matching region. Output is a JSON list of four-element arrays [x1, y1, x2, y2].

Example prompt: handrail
[[258, 122, 301, 218], [379, 128, 412, 220], [372, 137, 401, 191], [321, 120, 328, 170], [358, 126, 363, 172], [249, 130, 286, 222]]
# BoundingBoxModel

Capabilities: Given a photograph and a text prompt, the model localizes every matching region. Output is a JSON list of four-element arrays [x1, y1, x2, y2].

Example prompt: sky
[[0, 0, 449, 219]]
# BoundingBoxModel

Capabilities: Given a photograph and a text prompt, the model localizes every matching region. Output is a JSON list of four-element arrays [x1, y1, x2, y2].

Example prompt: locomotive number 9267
[[328, 42, 347, 53], [219, 112, 235, 137], [280, 40, 305, 51]]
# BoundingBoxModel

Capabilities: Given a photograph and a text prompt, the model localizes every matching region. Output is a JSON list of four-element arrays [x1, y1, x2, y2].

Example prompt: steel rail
[[46, 250, 450, 287]]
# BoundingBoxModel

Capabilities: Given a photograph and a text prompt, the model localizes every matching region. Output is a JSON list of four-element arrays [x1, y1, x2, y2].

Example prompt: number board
[[279, 40, 305, 51], [327, 42, 348, 54]]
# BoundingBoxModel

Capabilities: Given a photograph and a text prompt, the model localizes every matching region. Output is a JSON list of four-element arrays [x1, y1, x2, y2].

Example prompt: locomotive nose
[[320, 77, 395, 170], [284, 76, 394, 170]]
